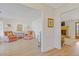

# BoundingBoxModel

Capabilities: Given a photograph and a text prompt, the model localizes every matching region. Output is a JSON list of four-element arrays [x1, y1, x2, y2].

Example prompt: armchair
[[24, 31, 33, 40], [4, 31, 17, 42]]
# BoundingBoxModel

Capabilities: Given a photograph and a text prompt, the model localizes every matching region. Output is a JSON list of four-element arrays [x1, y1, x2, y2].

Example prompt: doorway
[[75, 22, 79, 39]]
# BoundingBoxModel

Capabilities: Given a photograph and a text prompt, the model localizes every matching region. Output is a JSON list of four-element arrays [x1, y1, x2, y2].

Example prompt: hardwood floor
[[0, 39, 79, 56], [41, 45, 73, 56], [41, 40, 79, 56], [0, 39, 41, 56]]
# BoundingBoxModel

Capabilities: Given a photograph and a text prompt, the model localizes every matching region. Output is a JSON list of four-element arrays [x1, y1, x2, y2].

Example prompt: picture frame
[[17, 24, 23, 31], [7, 24, 11, 27], [48, 18, 54, 28]]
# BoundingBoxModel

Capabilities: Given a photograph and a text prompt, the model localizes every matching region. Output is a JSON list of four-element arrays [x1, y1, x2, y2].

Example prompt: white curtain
[[0, 21, 4, 40]]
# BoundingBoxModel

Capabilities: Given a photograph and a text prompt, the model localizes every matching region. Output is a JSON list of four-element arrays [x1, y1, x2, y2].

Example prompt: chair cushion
[[4, 31, 13, 36], [4, 31, 17, 42]]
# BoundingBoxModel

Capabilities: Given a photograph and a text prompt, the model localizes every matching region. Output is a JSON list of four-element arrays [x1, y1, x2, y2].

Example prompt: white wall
[[31, 18, 43, 39], [0, 17, 31, 33], [54, 13, 61, 49], [65, 20, 79, 39], [31, 18, 43, 49], [41, 7, 61, 52], [0, 4, 41, 33]]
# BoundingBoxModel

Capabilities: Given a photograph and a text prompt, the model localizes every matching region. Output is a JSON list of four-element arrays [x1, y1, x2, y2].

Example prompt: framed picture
[[7, 24, 11, 27], [48, 18, 54, 28], [17, 24, 23, 31]]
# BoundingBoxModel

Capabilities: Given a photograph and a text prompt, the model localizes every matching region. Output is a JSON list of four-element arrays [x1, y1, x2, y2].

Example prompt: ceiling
[[45, 3, 67, 9], [46, 3, 79, 12], [22, 3, 79, 16], [22, 3, 79, 21], [46, 3, 79, 21], [0, 3, 41, 23], [0, 3, 79, 22]]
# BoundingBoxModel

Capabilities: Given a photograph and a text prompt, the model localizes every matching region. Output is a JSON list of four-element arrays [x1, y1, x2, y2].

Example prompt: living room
[[0, 3, 42, 55]]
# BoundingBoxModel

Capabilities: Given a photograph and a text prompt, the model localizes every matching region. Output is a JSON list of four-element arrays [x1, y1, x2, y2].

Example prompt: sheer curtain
[[0, 21, 4, 38]]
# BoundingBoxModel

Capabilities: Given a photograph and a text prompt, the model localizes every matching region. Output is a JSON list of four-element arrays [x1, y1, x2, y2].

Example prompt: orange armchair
[[24, 31, 33, 40], [4, 31, 17, 42]]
